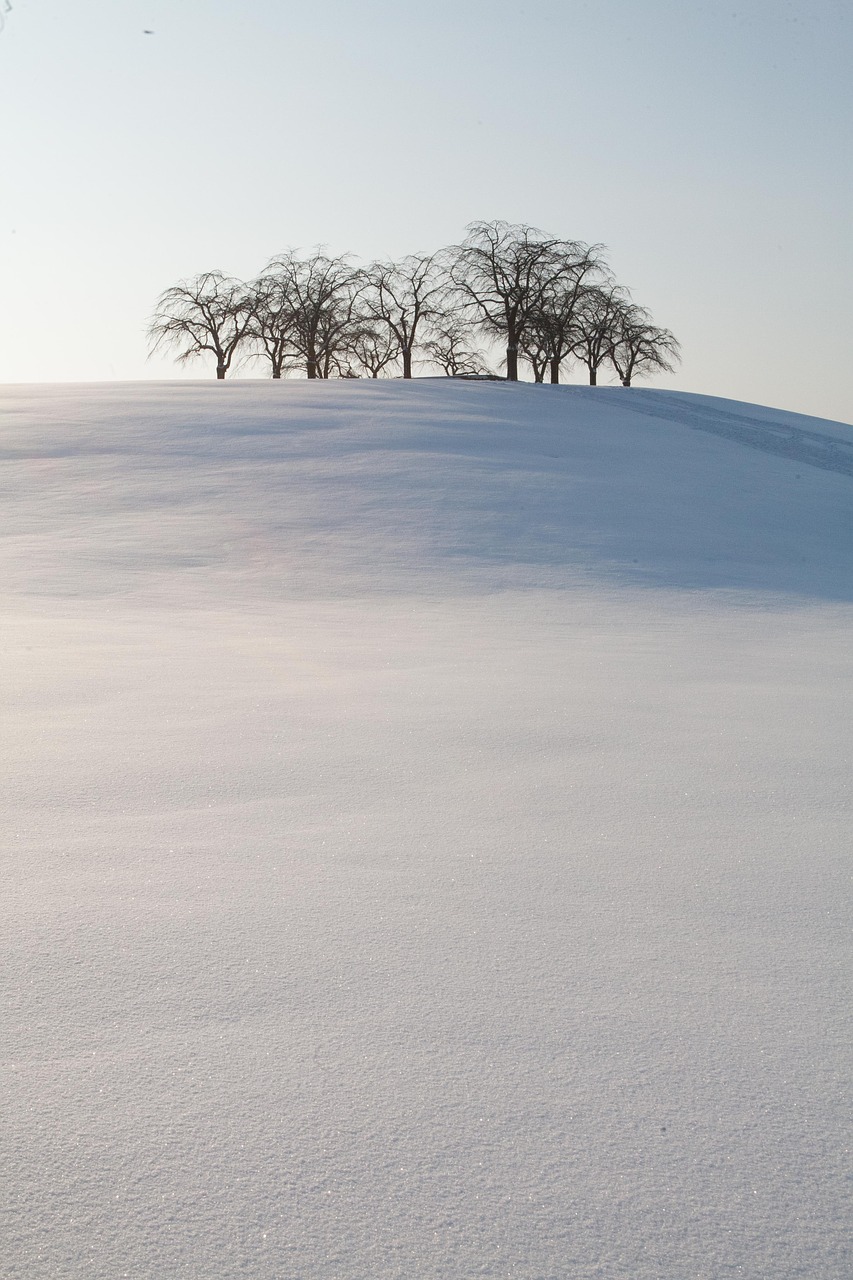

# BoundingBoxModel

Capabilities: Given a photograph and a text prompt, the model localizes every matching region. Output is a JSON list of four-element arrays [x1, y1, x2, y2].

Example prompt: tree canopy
[[149, 221, 680, 386]]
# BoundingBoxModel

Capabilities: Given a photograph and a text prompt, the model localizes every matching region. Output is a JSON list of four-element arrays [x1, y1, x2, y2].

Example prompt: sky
[[1, 0, 851, 422]]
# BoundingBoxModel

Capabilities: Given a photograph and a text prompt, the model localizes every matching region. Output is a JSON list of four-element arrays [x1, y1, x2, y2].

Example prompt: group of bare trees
[[148, 221, 680, 386]]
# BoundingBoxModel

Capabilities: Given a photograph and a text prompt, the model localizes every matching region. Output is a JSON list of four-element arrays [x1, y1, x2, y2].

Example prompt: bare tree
[[520, 324, 552, 383], [423, 321, 491, 377], [609, 307, 681, 386], [150, 224, 677, 390], [148, 271, 255, 379], [346, 319, 400, 378], [572, 284, 629, 385], [248, 269, 298, 378], [449, 220, 587, 381], [523, 246, 608, 383], [364, 254, 445, 379], [263, 250, 364, 379]]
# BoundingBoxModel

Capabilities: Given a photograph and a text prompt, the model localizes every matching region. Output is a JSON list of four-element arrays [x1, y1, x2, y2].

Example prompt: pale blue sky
[[1, 0, 851, 421]]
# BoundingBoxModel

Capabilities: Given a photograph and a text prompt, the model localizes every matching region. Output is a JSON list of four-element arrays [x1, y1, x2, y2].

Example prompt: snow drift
[[1, 380, 850, 1279]]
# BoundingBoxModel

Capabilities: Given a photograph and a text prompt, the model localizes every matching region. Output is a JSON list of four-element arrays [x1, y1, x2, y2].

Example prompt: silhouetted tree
[[151, 222, 680, 386], [248, 269, 298, 378], [148, 271, 255, 379], [523, 246, 608, 383], [365, 254, 445, 379], [572, 284, 628, 385], [423, 321, 491, 377], [449, 221, 572, 381], [347, 319, 400, 378], [609, 306, 681, 386], [263, 250, 364, 379], [521, 324, 552, 383]]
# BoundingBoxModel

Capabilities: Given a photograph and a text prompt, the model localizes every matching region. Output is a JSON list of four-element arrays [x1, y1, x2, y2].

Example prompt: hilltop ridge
[[1, 379, 850, 604]]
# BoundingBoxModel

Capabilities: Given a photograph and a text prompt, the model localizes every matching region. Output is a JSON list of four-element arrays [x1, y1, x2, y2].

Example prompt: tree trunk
[[506, 345, 518, 381], [589, 366, 597, 386], [402, 349, 412, 379], [622, 377, 630, 387], [307, 359, 317, 379], [216, 365, 226, 380], [550, 358, 560, 384]]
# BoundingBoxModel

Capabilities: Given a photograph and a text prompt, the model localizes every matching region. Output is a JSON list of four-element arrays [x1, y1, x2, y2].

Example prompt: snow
[[1, 379, 851, 1279]]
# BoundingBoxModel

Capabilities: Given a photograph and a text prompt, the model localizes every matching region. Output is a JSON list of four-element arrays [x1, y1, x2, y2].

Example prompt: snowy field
[[1, 379, 851, 1280]]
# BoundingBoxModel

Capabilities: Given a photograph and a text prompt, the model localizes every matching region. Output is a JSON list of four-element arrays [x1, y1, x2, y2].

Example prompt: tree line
[[148, 220, 680, 386]]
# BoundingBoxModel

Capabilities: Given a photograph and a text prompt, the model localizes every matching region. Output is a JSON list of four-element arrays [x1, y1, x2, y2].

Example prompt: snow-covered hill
[[2, 381, 851, 1279]]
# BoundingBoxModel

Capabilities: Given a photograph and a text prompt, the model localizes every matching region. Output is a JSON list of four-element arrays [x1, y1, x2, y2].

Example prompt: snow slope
[[1, 380, 851, 1280]]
